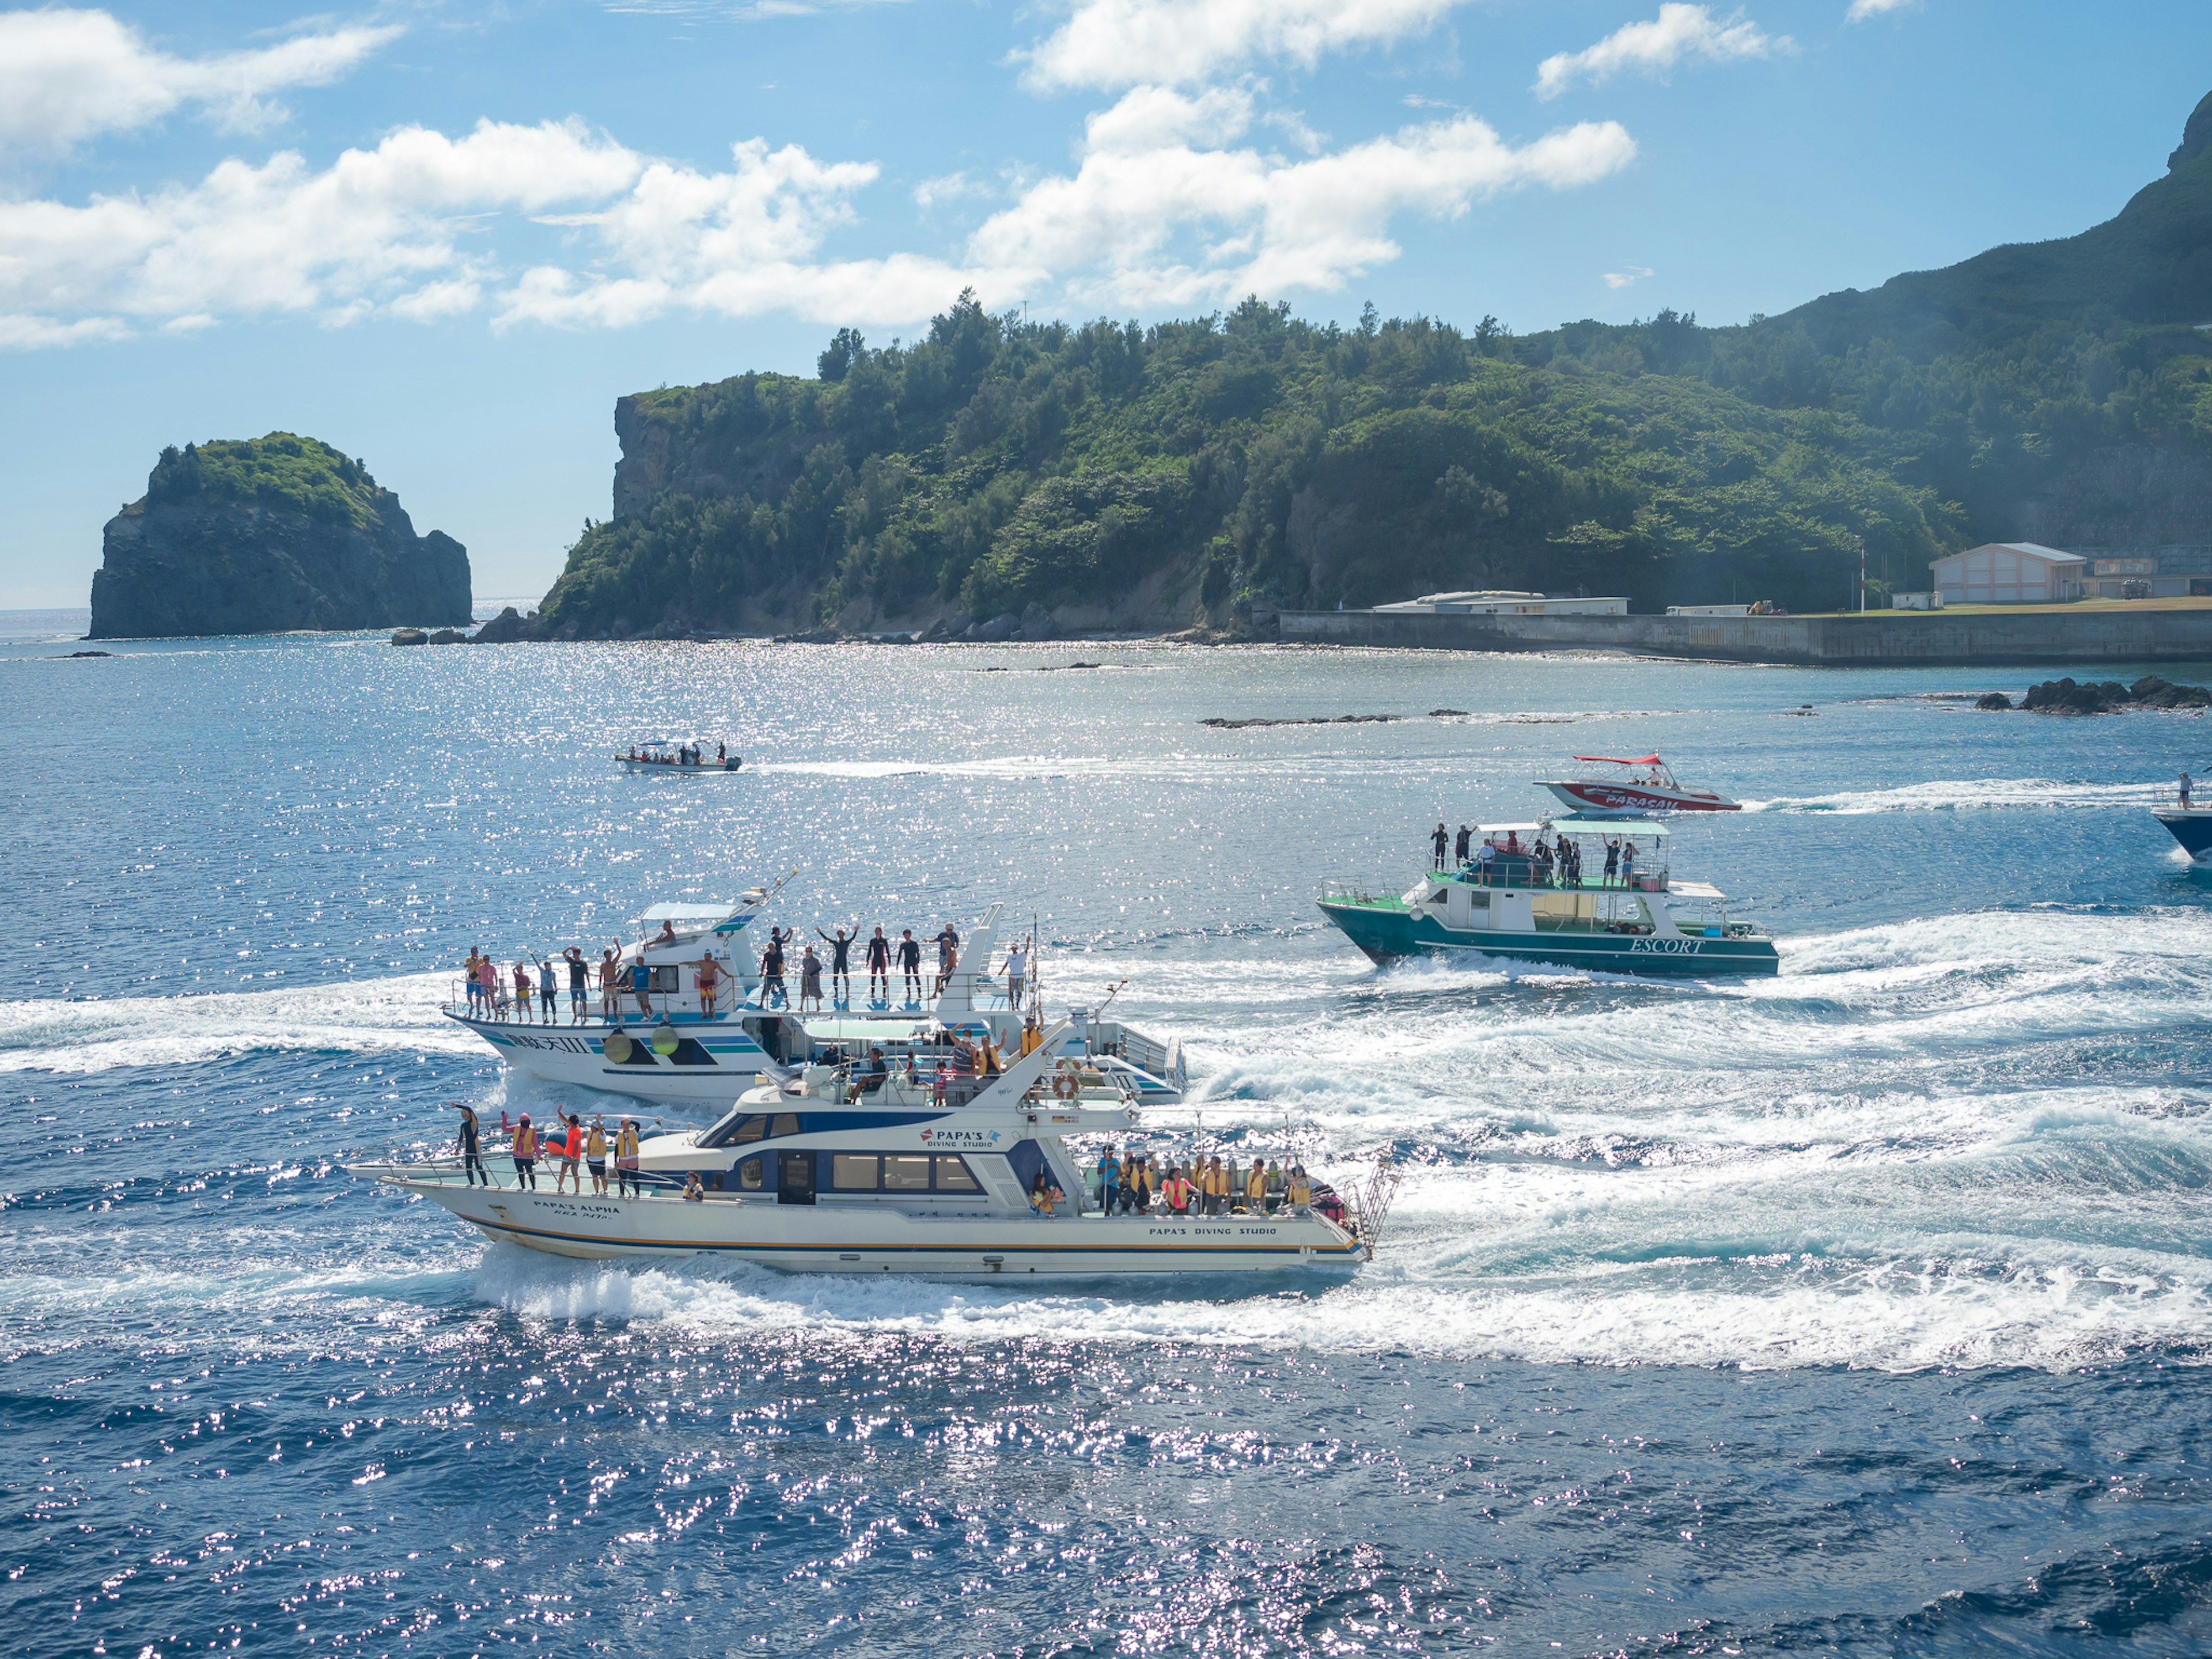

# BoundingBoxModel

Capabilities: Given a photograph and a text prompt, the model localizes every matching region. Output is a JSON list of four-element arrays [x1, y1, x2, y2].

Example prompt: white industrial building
[[1372, 590, 1628, 616], [1929, 543, 2086, 604]]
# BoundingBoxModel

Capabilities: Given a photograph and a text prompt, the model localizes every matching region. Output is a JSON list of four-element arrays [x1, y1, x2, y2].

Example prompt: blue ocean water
[[6, 624, 2212, 1656]]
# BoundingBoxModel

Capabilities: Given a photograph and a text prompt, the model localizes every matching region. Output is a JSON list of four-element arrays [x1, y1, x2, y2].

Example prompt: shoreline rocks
[[1979, 675, 2212, 714]]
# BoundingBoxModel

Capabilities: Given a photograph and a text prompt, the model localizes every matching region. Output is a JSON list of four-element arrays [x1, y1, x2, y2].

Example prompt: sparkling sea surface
[[6, 615, 2212, 1656]]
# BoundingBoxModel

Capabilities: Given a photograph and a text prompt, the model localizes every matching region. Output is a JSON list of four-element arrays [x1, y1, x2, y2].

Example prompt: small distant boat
[[619, 740, 740, 771], [1536, 755, 1739, 816]]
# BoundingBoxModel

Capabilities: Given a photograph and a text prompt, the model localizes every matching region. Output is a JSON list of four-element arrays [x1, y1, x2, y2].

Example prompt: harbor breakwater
[[1278, 605, 2212, 665]]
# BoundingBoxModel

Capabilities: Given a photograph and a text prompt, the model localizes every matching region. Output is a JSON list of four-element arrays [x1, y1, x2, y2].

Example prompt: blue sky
[[3, 0, 2208, 609]]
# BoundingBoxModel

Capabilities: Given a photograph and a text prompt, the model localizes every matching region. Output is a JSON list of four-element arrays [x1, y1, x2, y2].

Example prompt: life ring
[[1051, 1064, 1080, 1101]]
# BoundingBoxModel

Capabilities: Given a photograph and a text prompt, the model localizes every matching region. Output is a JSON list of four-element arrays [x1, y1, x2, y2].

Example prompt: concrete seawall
[[1277, 608, 2212, 666]]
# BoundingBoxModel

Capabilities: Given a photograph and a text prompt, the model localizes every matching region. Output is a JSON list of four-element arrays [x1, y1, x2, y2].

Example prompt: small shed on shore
[[1930, 543, 2086, 604]]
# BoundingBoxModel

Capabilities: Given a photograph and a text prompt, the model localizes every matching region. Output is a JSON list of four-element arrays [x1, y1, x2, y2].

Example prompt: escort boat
[[1536, 755, 1740, 816], [350, 1021, 1363, 1278], [448, 897, 1187, 1105], [1319, 816, 1778, 976]]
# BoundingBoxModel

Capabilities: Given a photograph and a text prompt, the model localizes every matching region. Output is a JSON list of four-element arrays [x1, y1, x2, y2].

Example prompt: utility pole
[[1857, 535, 1866, 615]]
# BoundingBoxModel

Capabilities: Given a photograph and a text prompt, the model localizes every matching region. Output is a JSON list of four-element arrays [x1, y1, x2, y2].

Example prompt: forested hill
[[532, 91, 2212, 641]]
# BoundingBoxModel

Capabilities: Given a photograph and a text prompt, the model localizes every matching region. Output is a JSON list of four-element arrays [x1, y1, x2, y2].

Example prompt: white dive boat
[[618, 740, 741, 771], [446, 898, 1188, 1105], [351, 1021, 1365, 1278], [1536, 755, 1740, 816]]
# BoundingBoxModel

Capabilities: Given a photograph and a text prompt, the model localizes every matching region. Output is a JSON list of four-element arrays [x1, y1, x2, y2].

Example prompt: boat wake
[[1741, 777, 2173, 814], [0, 973, 471, 1073]]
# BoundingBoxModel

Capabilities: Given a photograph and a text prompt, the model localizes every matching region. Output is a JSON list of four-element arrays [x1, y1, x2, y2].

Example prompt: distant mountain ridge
[[530, 90, 2212, 639], [89, 434, 471, 639]]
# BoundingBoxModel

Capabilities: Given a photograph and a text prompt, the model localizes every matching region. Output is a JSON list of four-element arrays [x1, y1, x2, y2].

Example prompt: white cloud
[[1020, 0, 1464, 93], [1602, 264, 1653, 289], [0, 7, 400, 153], [969, 86, 1633, 307], [0, 116, 994, 344], [1845, 0, 1915, 18], [1534, 4, 1786, 101]]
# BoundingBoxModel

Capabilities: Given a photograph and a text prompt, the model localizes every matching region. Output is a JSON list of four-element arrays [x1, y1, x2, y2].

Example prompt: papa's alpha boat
[[448, 898, 1187, 1105], [1536, 755, 1740, 816], [351, 1021, 1365, 1278], [1319, 817, 1778, 976]]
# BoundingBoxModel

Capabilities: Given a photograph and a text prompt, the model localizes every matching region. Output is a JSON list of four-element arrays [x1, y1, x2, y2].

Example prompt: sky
[[3, 1, 2209, 609]]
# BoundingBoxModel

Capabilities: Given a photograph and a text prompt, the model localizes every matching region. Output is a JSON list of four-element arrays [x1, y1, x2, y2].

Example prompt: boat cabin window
[[699, 1110, 804, 1150], [881, 1154, 931, 1191], [1428, 890, 1449, 907], [737, 1156, 764, 1191], [825, 1153, 982, 1193]]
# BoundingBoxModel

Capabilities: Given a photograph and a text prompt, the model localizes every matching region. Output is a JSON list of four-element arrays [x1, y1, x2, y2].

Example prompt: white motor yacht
[[351, 1021, 1365, 1278], [447, 898, 1188, 1105]]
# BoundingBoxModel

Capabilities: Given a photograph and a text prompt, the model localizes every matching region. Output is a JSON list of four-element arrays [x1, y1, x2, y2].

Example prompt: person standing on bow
[[451, 1102, 486, 1187], [510, 1114, 537, 1190], [865, 926, 892, 1005], [1431, 822, 1449, 870], [933, 923, 960, 997], [815, 925, 857, 1007]]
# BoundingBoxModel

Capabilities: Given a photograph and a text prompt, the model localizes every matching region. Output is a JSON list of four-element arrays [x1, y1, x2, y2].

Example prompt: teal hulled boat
[[1319, 817, 1779, 978]]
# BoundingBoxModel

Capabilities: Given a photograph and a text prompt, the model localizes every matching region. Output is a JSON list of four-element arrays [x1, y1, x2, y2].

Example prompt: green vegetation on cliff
[[535, 92, 2212, 637], [145, 433, 386, 531]]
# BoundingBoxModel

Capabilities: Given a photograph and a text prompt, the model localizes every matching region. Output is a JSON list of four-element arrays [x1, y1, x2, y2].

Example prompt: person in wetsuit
[[865, 926, 891, 1003], [1431, 822, 1449, 869], [451, 1101, 486, 1186], [897, 930, 923, 1004], [816, 925, 857, 1006]]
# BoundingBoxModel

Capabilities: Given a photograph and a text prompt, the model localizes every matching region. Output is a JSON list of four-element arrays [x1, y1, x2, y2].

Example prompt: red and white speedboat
[[1536, 755, 1741, 816]]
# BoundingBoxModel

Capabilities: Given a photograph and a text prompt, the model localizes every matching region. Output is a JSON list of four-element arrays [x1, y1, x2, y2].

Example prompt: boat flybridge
[[1536, 755, 1741, 816], [351, 1018, 1365, 1278], [1319, 816, 1778, 976], [445, 897, 1188, 1105]]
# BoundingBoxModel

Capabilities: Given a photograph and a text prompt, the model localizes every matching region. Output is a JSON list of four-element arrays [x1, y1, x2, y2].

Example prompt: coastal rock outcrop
[[2003, 675, 2212, 714], [89, 434, 471, 639]]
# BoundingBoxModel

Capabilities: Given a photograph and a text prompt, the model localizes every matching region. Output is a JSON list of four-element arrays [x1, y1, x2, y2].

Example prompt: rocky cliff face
[[89, 434, 471, 639]]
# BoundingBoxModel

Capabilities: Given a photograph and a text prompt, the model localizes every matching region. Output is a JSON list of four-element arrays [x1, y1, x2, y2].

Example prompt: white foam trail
[[1742, 777, 2176, 814], [0, 973, 473, 1073]]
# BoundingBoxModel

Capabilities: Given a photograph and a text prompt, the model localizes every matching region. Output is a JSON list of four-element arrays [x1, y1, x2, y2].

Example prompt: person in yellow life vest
[[1165, 1167, 1194, 1216], [1288, 1165, 1312, 1214], [615, 1119, 642, 1199], [510, 1115, 537, 1190], [1019, 1016, 1043, 1058], [1206, 1156, 1230, 1217], [585, 1118, 609, 1195], [1245, 1161, 1267, 1214]]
